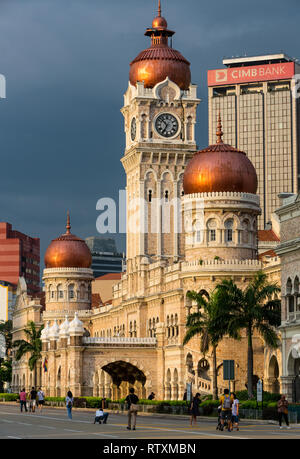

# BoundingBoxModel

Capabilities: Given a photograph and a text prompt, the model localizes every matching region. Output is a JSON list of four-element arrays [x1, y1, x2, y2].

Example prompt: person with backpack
[[219, 389, 233, 431], [66, 391, 74, 420], [37, 388, 45, 413], [125, 388, 139, 431]]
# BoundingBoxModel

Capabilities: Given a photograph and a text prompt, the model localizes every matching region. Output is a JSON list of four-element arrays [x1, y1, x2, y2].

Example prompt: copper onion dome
[[183, 115, 258, 195], [44, 213, 92, 269], [129, 0, 191, 90]]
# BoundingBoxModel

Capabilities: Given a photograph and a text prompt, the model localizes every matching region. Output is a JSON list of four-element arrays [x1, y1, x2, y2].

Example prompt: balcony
[[83, 337, 157, 348]]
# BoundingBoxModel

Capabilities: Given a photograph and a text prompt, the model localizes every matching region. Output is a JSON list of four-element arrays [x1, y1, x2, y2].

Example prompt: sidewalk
[[1, 401, 298, 427]]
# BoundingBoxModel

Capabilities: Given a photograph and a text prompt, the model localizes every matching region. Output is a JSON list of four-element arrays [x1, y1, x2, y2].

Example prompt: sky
[[0, 0, 298, 267]]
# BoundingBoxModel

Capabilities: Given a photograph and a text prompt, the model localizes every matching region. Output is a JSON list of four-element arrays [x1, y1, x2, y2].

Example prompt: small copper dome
[[152, 15, 168, 29], [129, 1, 191, 90], [183, 116, 258, 195], [44, 213, 92, 269]]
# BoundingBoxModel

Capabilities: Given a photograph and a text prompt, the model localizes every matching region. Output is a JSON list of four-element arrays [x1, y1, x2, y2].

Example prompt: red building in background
[[0, 222, 40, 295]]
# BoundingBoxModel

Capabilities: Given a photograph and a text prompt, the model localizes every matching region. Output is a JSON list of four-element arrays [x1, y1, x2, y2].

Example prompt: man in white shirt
[[93, 401, 109, 424]]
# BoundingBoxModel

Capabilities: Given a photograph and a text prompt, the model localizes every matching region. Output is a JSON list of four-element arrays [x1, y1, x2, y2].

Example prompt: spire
[[216, 112, 224, 144], [158, 0, 162, 17], [66, 211, 71, 234]]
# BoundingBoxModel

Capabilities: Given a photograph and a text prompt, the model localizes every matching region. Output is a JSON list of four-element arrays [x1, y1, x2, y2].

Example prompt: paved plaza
[[0, 404, 299, 440]]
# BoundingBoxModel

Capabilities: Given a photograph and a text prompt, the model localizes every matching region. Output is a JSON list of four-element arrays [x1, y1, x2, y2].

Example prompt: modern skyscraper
[[85, 237, 124, 278], [0, 222, 40, 294], [208, 54, 300, 229]]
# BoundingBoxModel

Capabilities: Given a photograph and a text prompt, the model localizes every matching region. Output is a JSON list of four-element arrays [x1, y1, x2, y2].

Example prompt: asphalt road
[[0, 404, 299, 440]]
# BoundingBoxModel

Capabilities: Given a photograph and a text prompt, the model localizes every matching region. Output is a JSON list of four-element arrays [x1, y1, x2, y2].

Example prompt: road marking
[[64, 429, 83, 433], [110, 423, 247, 439], [39, 425, 56, 430], [17, 422, 32, 426], [1, 419, 13, 423], [7, 436, 22, 439], [89, 432, 118, 438]]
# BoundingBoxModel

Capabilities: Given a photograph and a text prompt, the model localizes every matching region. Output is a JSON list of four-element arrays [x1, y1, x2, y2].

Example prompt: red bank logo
[[215, 69, 228, 83], [208, 62, 295, 86]]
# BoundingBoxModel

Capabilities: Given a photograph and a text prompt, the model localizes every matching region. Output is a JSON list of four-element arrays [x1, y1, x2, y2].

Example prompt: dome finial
[[158, 0, 162, 17], [66, 211, 71, 234], [216, 112, 224, 144]]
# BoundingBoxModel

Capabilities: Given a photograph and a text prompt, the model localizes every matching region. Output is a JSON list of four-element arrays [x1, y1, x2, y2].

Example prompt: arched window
[[68, 284, 75, 300], [193, 221, 202, 245], [225, 219, 234, 242], [289, 296, 295, 313], [207, 219, 217, 242], [294, 277, 299, 295], [57, 284, 64, 300], [286, 278, 292, 295], [242, 219, 250, 244]]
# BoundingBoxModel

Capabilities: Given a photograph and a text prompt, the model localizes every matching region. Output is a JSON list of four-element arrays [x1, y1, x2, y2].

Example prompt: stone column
[[156, 323, 165, 400], [281, 376, 294, 402], [68, 313, 84, 396]]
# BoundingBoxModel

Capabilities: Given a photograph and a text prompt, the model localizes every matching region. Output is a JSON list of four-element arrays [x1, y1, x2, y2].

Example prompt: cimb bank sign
[[207, 61, 295, 86]]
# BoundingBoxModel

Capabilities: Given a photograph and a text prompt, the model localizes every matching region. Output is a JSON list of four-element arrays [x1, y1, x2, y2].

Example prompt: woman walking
[[278, 395, 290, 429], [66, 391, 74, 420], [190, 393, 201, 426], [37, 388, 45, 413], [231, 393, 240, 431]]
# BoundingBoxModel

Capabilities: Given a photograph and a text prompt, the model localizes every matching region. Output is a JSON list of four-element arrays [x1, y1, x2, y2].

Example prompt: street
[[0, 404, 299, 439]]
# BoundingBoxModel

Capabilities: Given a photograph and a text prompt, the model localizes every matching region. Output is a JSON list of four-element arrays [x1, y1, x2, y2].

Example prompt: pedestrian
[[183, 391, 187, 401], [66, 391, 74, 420], [148, 392, 155, 400], [19, 388, 27, 413], [219, 389, 233, 432], [231, 393, 240, 431], [93, 401, 109, 424], [30, 387, 37, 413], [277, 395, 290, 429], [37, 388, 45, 413], [26, 390, 31, 412], [125, 388, 139, 431], [190, 393, 201, 426]]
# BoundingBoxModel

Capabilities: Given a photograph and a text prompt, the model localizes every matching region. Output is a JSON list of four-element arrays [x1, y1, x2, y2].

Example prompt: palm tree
[[183, 290, 226, 400], [215, 271, 281, 398], [13, 321, 44, 388]]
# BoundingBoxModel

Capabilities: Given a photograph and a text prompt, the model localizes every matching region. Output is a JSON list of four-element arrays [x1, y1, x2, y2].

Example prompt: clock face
[[131, 117, 136, 141], [155, 113, 179, 138]]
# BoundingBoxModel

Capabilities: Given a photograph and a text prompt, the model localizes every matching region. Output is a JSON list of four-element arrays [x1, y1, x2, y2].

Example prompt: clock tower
[[121, 1, 200, 274]]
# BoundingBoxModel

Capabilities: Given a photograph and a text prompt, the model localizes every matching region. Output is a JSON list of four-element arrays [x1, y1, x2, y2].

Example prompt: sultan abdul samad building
[[12, 2, 283, 399]]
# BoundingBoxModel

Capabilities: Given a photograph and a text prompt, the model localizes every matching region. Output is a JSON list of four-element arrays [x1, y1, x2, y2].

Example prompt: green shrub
[[83, 397, 112, 408], [262, 392, 281, 402], [44, 397, 65, 402], [0, 393, 18, 401], [236, 390, 281, 402], [267, 402, 277, 409], [240, 400, 258, 409]]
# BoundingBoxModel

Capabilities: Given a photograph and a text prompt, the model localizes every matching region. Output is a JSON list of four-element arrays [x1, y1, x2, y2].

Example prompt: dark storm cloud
[[0, 0, 298, 265]]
